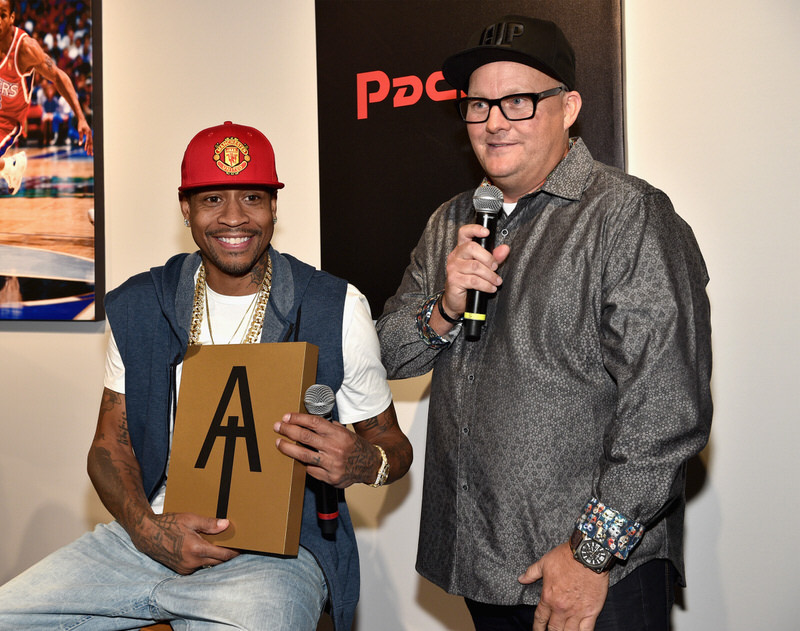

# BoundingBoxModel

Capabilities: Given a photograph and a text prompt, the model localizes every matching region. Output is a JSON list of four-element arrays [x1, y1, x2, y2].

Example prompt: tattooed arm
[[274, 402, 412, 488], [87, 387, 238, 574], [17, 35, 93, 155], [351, 403, 412, 485]]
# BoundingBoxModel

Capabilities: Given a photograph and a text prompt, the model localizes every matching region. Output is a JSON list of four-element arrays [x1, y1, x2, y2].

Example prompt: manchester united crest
[[213, 136, 251, 176]]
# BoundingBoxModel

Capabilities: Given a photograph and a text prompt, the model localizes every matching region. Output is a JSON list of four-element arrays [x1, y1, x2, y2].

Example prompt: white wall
[[1, 1, 798, 628]]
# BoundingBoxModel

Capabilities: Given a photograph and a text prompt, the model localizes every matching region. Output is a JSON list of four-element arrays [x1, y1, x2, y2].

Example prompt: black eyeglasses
[[456, 87, 567, 123]]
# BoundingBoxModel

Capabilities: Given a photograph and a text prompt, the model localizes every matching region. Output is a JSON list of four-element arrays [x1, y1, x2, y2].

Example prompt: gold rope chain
[[188, 257, 273, 346]]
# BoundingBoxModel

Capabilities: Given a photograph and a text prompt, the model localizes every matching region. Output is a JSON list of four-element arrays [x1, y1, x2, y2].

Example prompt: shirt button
[[462, 483, 469, 491], [500, 228, 509, 237], [467, 374, 475, 382], [462, 426, 470, 435]]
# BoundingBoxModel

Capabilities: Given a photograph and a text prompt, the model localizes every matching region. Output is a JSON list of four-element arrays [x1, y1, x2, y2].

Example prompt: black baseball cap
[[442, 15, 576, 92]]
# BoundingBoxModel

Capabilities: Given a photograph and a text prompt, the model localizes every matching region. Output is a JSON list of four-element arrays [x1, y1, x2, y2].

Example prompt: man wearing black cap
[[377, 15, 711, 631], [0, 121, 412, 630]]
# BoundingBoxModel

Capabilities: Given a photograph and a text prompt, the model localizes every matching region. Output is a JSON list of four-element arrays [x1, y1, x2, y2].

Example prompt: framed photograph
[[0, 0, 103, 321]]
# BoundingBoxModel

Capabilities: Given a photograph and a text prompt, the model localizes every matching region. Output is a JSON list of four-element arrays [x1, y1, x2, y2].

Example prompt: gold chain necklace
[[188, 257, 273, 346], [204, 281, 259, 345]]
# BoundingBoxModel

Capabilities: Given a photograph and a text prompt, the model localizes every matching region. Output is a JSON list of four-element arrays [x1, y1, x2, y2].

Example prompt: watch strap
[[437, 294, 463, 325]]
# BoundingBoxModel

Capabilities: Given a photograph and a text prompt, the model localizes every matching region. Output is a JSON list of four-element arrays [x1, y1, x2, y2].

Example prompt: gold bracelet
[[369, 444, 390, 487]]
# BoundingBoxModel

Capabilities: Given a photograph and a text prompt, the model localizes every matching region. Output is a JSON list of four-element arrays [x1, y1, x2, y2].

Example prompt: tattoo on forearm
[[360, 416, 380, 432], [99, 389, 122, 415], [99, 390, 130, 447], [92, 447, 139, 495], [349, 405, 411, 485], [140, 513, 185, 566], [345, 435, 377, 485], [360, 406, 400, 437], [115, 412, 130, 447]]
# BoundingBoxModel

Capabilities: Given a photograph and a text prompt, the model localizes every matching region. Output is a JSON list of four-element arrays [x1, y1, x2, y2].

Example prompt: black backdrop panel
[[316, 0, 623, 314]]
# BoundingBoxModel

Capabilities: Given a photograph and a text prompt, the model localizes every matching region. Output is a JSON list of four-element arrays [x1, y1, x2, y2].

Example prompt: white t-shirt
[[104, 282, 392, 512]]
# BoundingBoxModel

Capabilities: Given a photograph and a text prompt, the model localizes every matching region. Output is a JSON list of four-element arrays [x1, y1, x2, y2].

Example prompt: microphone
[[304, 384, 339, 537], [464, 184, 504, 341]]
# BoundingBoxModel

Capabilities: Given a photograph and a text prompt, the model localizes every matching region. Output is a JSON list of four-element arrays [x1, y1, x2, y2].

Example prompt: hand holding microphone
[[463, 184, 504, 340], [303, 384, 339, 538]]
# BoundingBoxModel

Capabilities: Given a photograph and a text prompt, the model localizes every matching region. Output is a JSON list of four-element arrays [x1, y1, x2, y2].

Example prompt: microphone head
[[304, 384, 336, 417], [472, 184, 503, 215]]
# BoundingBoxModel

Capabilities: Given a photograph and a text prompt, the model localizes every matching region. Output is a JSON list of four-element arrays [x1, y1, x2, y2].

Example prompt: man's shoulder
[[106, 253, 190, 304], [106, 270, 155, 302], [15, 28, 39, 63], [579, 157, 675, 230], [278, 251, 346, 288], [557, 138, 664, 202], [590, 159, 661, 197]]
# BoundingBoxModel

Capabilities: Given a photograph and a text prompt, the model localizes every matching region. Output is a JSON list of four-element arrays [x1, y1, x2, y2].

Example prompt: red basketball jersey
[[0, 27, 33, 126]]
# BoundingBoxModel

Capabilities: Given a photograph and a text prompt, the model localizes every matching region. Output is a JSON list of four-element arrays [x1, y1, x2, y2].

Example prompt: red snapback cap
[[179, 121, 285, 192]]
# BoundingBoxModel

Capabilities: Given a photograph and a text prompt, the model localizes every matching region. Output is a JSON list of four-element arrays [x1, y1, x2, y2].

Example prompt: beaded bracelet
[[415, 293, 451, 349]]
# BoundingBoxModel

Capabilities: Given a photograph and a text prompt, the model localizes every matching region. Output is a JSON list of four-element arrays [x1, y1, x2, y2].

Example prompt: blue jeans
[[0, 521, 328, 630], [465, 559, 676, 631]]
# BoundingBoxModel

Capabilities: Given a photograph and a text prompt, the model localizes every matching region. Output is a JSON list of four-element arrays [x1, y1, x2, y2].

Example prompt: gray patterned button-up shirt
[[376, 138, 712, 605]]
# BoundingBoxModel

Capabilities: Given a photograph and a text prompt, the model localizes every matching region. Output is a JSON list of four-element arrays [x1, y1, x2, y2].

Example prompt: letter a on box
[[164, 342, 319, 555]]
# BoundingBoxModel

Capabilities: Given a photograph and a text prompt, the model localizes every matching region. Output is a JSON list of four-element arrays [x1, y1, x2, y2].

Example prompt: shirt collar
[[537, 137, 593, 202]]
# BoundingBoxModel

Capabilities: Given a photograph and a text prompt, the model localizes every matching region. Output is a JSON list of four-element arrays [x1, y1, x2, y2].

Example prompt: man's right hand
[[432, 223, 510, 334], [130, 512, 239, 575]]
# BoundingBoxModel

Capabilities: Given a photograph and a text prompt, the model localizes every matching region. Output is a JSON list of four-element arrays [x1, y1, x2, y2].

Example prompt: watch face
[[577, 539, 611, 569]]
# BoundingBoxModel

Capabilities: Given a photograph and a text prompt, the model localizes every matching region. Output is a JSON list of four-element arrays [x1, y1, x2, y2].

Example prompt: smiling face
[[466, 61, 581, 202], [180, 188, 277, 295]]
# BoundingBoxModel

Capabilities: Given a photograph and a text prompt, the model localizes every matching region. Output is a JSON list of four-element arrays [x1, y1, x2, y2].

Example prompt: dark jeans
[[465, 559, 676, 631]]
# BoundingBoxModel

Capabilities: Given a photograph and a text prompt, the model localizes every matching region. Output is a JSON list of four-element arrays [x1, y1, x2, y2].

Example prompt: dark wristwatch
[[569, 528, 614, 573]]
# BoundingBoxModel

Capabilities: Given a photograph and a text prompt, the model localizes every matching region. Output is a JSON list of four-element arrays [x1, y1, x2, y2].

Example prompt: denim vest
[[105, 248, 359, 631]]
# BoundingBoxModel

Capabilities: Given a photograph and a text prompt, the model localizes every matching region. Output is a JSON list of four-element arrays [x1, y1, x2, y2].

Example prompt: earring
[[273, 217, 278, 224], [184, 219, 190, 227]]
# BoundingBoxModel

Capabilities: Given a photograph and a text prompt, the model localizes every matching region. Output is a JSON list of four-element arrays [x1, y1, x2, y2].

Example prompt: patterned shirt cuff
[[575, 497, 645, 561], [416, 292, 452, 350]]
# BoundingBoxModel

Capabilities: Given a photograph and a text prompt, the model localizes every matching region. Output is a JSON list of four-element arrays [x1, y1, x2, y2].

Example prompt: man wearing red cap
[[378, 14, 712, 631], [0, 121, 411, 630]]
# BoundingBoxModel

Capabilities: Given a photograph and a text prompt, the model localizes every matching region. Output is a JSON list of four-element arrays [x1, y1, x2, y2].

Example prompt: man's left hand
[[518, 542, 609, 631], [274, 413, 379, 488]]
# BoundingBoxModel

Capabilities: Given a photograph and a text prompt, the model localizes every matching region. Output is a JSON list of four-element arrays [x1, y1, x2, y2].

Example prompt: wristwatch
[[369, 444, 390, 487], [569, 528, 614, 573]]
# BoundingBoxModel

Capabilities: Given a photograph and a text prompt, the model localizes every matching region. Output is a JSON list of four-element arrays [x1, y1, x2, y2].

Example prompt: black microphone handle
[[318, 481, 339, 536], [315, 419, 339, 536], [464, 211, 499, 341], [303, 384, 340, 537]]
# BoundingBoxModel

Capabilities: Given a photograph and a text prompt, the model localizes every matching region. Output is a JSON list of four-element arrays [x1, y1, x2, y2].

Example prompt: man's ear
[[179, 194, 191, 222], [563, 90, 582, 130]]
